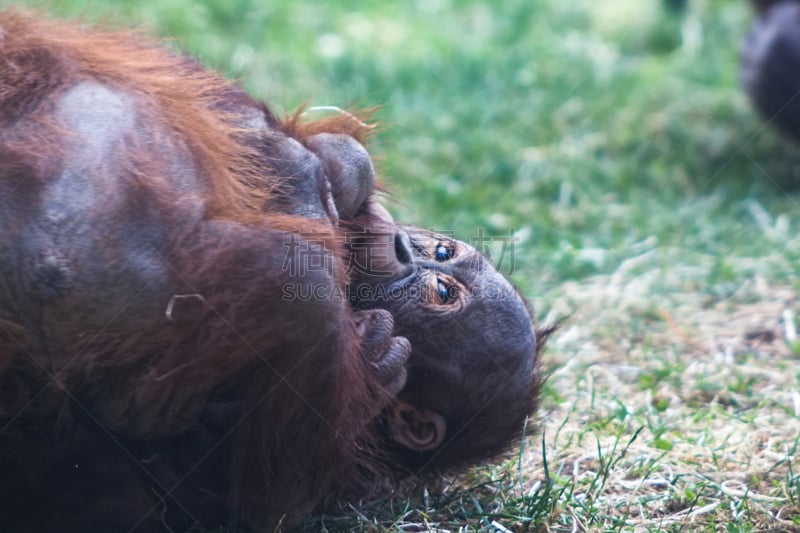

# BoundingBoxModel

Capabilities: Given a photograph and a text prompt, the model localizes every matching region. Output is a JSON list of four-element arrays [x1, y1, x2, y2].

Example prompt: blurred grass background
[[4, 0, 800, 531], [4, 0, 797, 299]]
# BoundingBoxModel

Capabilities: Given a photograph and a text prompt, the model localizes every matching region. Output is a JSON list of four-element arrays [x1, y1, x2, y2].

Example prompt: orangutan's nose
[[394, 231, 413, 266]]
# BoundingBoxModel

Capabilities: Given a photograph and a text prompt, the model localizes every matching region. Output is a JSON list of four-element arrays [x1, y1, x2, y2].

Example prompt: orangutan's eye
[[434, 241, 453, 262], [436, 277, 456, 304]]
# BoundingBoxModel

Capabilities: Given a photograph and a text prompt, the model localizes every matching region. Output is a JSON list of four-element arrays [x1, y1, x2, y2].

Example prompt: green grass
[[6, 0, 800, 530]]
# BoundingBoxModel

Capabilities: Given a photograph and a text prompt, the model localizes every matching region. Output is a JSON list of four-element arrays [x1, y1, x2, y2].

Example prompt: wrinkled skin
[[238, 108, 413, 399], [271, 112, 542, 470], [254, 127, 374, 225], [345, 204, 542, 471], [246, 115, 542, 472]]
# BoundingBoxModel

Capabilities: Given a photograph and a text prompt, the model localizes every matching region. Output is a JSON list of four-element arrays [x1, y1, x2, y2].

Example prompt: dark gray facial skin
[[346, 205, 542, 473], [241, 113, 544, 472], [233, 104, 544, 472]]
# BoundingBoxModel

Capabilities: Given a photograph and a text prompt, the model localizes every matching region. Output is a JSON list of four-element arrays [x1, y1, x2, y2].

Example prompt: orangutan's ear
[[386, 401, 446, 452]]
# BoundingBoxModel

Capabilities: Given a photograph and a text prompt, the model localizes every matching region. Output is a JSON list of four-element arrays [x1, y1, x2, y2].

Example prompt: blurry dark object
[[751, 0, 800, 14], [663, 0, 688, 14], [742, 0, 800, 141]]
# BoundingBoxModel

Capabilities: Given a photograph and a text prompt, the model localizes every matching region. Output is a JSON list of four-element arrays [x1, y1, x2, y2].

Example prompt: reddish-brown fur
[[0, 10, 548, 532], [0, 10, 388, 531]]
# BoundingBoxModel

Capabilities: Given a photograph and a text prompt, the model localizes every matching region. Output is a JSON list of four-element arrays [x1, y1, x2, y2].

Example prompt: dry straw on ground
[[531, 242, 800, 531]]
